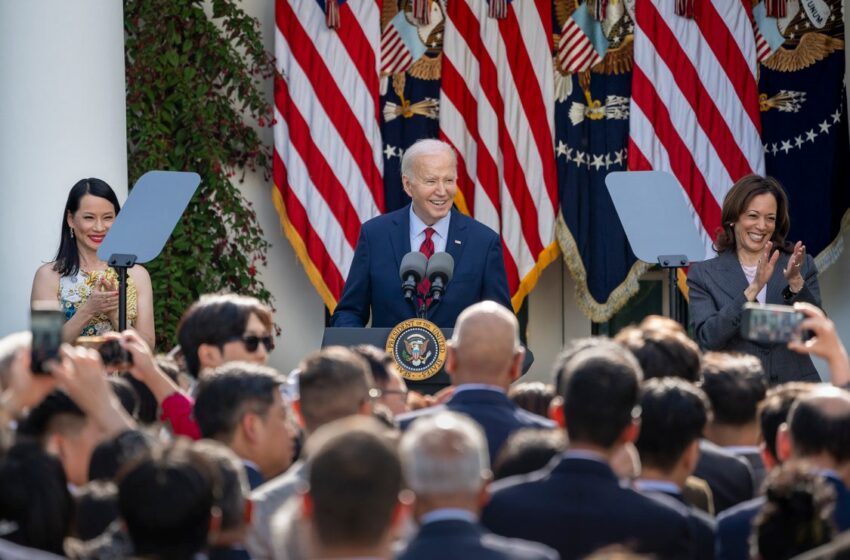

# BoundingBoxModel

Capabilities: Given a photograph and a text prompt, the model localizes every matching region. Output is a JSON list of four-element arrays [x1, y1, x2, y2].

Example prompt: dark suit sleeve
[[330, 227, 372, 327], [687, 260, 748, 351], [482, 232, 513, 311], [786, 253, 821, 307]]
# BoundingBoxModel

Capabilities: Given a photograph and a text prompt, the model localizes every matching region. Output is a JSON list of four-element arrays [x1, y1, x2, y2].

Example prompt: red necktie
[[417, 227, 435, 306]]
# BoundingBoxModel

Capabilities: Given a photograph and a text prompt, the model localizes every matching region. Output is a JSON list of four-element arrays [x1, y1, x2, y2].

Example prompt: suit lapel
[[766, 251, 788, 303], [710, 251, 750, 301], [388, 206, 412, 273], [445, 209, 469, 266]]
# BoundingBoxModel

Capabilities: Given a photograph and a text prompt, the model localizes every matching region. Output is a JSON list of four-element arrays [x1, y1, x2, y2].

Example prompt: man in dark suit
[[481, 339, 693, 559], [398, 411, 558, 560], [397, 301, 554, 461], [331, 139, 511, 328], [633, 378, 717, 560]]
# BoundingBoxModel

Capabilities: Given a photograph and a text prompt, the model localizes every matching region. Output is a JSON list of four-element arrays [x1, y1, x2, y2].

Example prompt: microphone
[[425, 252, 454, 303], [399, 252, 428, 302]]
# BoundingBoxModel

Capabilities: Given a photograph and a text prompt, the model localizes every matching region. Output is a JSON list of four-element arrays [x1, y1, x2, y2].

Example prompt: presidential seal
[[385, 318, 446, 382]]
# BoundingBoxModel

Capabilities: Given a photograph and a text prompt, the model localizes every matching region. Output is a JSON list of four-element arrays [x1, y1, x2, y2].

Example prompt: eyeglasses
[[369, 387, 409, 401], [228, 335, 275, 352]]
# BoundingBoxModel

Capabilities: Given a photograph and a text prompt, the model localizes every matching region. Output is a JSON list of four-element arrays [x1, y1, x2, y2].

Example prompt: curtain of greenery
[[124, 0, 275, 349]]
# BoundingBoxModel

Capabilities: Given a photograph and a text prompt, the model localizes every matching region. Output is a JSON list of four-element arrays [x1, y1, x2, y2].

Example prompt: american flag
[[557, 3, 608, 75], [628, 0, 765, 256], [439, 0, 559, 310], [273, 0, 384, 311]]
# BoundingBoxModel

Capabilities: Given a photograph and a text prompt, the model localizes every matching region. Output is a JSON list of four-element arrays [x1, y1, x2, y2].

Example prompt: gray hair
[[400, 411, 489, 495], [400, 139, 457, 179]]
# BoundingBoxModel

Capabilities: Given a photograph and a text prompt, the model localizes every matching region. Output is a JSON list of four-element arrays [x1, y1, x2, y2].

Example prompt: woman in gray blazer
[[688, 175, 821, 384]]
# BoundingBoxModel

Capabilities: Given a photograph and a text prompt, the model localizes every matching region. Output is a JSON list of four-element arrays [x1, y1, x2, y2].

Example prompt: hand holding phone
[[30, 301, 65, 374]]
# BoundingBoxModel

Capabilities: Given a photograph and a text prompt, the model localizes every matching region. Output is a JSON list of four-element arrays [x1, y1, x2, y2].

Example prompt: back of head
[[788, 387, 850, 464], [508, 382, 556, 418], [450, 301, 521, 382], [118, 439, 218, 560], [193, 362, 285, 441], [615, 319, 701, 382], [74, 480, 119, 541], [0, 441, 72, 554], [16, 389, 86, 442], [297, 346, 373, 434], [351, 344, 394, 389], [192, 440, 249, 534], [635, 378, 711, 471], [557, 340, 642, 449], [306, 417, 401, 549], [493, 428, 566, 480], [759, 382, 816, 465], [107, 376, 140, 420], [700, 352, 767, 426], [88, 429, 156, 482], [177, 293, 273, 377], [400, 411, 489, 497], [755, 463, 836, 560], [0, 331, 29, 390]]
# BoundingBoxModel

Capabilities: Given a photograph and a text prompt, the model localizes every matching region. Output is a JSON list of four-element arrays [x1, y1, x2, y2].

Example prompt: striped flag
[[380, 11, 428, 76], [439, 0, 559, 310], [557, 2, 609, 74], [752, 1, 785, 63], [273, 0, 384, 311], [628, 0, 765, 257]]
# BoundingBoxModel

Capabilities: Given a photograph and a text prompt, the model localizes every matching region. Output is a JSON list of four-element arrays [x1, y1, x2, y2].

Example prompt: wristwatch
[[782, 285, 798, 302]]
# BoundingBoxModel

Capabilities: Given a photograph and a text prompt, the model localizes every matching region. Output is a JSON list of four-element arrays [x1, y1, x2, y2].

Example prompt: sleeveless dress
[[59, 268, 138, 337]]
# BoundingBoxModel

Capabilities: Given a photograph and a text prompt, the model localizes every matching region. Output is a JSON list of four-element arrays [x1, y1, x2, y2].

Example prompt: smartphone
[[31, 302, 65, 374], [76, 336, 133, 369], [740, 303, 805, 344]]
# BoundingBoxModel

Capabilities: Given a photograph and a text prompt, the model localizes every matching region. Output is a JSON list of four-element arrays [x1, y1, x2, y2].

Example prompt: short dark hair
[[118, 439, 219, 559], [615, 319, 701, 382], [557, 340, 642, 449], [54, 178, 121, 277], [715, 174, 792, 255], [635, 378, 711, 471], [88, 429, 156, 482], [108, 376, 140, 419], [758, 382, 815, 464], [74, 480, 119, 541], [552, 337, 620, 395], [16, 389, 85, 441], [493, 429, 566, 480], [700, 352, 767, 425], [0, 441, 73, 554], [351, 344, 396, 388], [192, 440, 248, 532], [177, 294, 273, 377], [754, 463, 836, 559], [193, 362, 285, 441], [308, 418, 401, 548], [508, 382, 556, 418], [788, 390, 850, 464], [298, 346, 373, 433]]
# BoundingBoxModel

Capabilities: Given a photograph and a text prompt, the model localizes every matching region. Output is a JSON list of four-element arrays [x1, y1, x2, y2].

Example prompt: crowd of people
[[1, 291, 850, 559]]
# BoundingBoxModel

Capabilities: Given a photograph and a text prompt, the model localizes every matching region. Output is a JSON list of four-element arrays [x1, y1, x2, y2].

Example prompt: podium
[[321, 327, 534, 395]]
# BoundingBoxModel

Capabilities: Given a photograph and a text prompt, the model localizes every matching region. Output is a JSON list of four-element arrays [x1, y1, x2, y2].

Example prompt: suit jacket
[[397, 388, 556, 462], [716, 473, 850, 560], [331, 206, 512, 328], [397, 519, 560, 560], [246, 460, 308, 560], [694, 440, 755, 514], [244, 462, 265, 491], [687, 250, 821, 383], [481, 456, 694, 560], [640, 488, 717, 560]]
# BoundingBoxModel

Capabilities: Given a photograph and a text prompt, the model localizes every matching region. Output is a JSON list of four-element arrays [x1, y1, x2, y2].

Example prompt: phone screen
[[31, 305, 65, 374], [741, 303, 804, 344]]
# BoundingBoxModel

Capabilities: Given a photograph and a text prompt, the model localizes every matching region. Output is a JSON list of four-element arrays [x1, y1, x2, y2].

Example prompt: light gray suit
[[687, 249, 821, 384], [246, 460, 308, 560]]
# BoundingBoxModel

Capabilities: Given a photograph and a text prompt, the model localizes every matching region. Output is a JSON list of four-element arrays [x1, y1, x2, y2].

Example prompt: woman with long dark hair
[[687, 175, 821, 383], [30, 178, 154, 347]]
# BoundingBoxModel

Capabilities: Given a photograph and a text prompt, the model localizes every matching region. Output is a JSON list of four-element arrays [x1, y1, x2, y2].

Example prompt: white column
[[0, 1, 127, 338]]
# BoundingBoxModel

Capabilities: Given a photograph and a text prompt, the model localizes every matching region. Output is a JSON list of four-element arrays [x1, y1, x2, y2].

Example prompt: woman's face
[[733, 193, 777, 257], [67, 194, 116, 253]]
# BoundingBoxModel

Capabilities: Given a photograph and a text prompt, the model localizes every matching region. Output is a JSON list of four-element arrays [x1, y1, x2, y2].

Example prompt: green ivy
[[124, 0, 275, 350]]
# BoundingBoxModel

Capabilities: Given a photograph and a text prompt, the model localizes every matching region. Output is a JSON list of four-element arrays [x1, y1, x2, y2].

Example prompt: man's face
[[403, 150, 458, 226], [379, 369, 409, 416], [218, 313, 272, 368], [254, 390, 296, 479]]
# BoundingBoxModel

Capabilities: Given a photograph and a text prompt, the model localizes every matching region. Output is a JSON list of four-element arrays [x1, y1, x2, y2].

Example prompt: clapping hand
[[82, 275, 119, 320], [745, 241, 779, 301], [783, 241, 806, 293]]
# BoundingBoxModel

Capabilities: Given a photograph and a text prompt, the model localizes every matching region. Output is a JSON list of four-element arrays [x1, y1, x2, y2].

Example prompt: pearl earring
[[70, 228, 75, 239]]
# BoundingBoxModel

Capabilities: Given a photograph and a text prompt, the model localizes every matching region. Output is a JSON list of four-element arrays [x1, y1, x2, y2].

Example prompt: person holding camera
[[30, 178, 154, 348], [687, 175, 821, 384]]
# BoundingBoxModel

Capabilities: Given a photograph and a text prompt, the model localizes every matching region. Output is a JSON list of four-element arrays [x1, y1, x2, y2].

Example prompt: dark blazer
[[208, 546, 252, 560], [331, 206, 512, 328], [244, 463, 264, 491], [687, 250, 821, 383], [397, 519, 559, 560], [640, 489, 717, 560], [397, 389, 556, 462], [694, 440, 755, 514], [481, 456, 694, 560]]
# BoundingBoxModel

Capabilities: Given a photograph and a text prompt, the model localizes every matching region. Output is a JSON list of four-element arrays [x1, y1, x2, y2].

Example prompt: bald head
[[448, 301, 522, 386], [788, 387, 850, 464]]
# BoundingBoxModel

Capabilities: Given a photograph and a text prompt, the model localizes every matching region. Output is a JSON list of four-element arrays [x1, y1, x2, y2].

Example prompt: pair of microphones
[[399, 251, 454, 306]]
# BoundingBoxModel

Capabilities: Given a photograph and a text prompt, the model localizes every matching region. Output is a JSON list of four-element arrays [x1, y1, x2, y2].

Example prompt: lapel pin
[[454, 240, 462, 245]]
